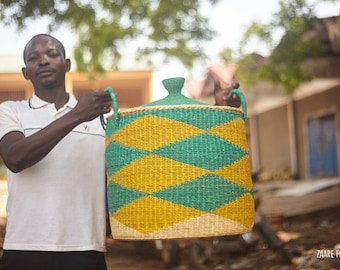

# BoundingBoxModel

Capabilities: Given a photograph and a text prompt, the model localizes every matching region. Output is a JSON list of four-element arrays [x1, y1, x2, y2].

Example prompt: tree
[[220, 0, 338, 94], [0, 0, 219, 72]]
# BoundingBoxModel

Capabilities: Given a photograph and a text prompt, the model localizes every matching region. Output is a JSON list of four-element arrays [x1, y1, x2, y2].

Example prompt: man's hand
[[71, 91, 112, 123], [214, 80, 241, 107]]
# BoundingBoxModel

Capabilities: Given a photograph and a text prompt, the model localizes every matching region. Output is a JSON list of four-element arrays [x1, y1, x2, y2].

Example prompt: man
[[0, 34, 112, 270]]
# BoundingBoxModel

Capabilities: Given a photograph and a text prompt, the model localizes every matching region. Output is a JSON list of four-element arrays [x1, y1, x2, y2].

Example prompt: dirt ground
[[104, 206, 340, 270]]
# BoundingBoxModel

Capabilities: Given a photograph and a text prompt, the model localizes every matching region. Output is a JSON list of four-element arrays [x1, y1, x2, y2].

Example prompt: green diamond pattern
[[150, 109, 241, 130], [152, 133, 247, 170], [152, 174, 248, 212], [107, 181, 147, 214], [106, 141, 149, 176]]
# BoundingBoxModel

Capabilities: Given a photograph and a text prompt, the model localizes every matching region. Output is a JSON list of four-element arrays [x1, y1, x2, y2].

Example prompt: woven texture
[[105, 105, 254, 240]]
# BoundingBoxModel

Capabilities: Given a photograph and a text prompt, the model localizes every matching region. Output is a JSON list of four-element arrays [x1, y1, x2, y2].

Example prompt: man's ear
[[65, 58, 71, 72], [22, 67, 29, 80]]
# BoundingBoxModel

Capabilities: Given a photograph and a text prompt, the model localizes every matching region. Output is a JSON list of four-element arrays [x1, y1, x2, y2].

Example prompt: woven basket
[[101, 77, 254, 240]]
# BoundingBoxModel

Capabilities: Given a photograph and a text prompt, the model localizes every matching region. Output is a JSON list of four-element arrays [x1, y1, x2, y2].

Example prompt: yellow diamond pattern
[[114, 196, 203, 234], [208, 118, 248, 151], [112, 154, 209, 193], [213, 156, 253, 190], [212, 193, 254, 228], [108, 115, 204, 151]]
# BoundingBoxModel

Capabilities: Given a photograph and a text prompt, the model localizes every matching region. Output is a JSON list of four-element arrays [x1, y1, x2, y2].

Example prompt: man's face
[[22, 36, 70, 89]]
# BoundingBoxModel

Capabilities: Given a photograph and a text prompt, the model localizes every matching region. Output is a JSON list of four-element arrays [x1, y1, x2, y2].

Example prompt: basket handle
[[100, 87, 119, 130], [228, 89, 247, 122]]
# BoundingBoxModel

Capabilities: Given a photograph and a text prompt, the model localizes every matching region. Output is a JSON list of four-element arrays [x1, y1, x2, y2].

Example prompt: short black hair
[[23, 34, 66, 64]]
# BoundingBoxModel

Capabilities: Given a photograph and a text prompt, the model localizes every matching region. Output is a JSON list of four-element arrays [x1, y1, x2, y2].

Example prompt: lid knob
[[162, 77, 185, 95]]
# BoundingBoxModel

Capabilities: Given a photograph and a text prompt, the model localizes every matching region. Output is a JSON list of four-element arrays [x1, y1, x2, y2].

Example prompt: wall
[[254, 105, 291, 173], [294, 86, 340, 178], [0, 70, 153, 108]]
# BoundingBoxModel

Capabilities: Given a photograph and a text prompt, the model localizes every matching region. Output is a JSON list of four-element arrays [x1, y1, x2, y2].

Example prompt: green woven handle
[[228, 89, 247, 122], [100, 87, 119, 130]]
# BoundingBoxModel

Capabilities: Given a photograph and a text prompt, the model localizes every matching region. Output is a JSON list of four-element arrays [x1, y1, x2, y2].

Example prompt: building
[[186, 15, 340, 181], [0, 70, 153, 108]]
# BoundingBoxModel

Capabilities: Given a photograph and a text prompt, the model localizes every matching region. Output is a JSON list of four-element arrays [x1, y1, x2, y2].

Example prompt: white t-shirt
[[0, 93, 107, 252]]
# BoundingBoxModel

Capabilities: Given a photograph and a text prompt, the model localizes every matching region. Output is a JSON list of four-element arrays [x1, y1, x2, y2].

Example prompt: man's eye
[[27, 56, 38, 61], [48, 50, 60, 57]]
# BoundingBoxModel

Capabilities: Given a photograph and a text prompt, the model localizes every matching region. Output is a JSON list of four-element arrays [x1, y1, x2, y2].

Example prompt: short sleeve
[[0, 101, 24, 140]]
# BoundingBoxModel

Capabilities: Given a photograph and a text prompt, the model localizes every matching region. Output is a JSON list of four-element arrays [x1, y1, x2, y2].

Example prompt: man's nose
[[38, 54, 49, 65]]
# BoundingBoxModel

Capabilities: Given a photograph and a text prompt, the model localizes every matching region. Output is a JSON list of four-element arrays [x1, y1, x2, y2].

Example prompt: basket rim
[[107, 104, 244, 119]]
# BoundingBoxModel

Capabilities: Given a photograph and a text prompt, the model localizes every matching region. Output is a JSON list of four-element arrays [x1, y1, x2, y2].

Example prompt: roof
[[292, 78, 340, 100], [247, 78, 340, 116]]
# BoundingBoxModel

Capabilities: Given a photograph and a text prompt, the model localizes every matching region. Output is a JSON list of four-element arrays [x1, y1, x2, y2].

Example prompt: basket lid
[[142, 77, 206, 107]]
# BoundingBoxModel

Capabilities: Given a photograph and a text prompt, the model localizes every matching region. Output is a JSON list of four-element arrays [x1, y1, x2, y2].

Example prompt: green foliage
[[0, 0, 218, 72], [226, 0, 332, 94], [218, 48, 234, 63]]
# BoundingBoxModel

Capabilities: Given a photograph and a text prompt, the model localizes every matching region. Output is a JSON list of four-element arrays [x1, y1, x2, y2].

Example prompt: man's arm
[[0, 91, 111, 173]]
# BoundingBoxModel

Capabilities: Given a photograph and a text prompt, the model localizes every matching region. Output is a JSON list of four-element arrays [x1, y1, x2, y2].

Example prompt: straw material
[[105, 104, 254, 240]]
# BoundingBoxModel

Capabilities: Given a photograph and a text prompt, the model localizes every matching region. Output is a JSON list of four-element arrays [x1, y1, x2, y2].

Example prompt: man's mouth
[[37, 69, 55, 76]]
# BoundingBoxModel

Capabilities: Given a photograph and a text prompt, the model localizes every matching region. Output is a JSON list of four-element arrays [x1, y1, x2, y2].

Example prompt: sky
[[1, 0, 339, 98]]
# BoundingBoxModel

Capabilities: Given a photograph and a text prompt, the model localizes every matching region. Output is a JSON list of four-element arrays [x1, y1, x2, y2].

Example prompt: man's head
[[22, 34, 71, 90], [23, 34, 66, 64]]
